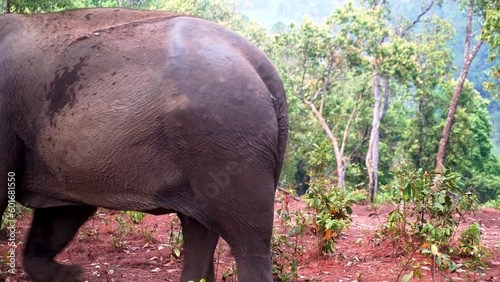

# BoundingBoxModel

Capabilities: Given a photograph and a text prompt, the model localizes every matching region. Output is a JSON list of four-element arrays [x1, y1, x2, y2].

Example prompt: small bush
[[305, 176, 354, 255], [272, 195, 306, 281], [482, 197, 500, 210], [304, 142, 354, 255], [382, 161, 479, 250], [457, 223, 491, 272], [385, 161, 491, 280]]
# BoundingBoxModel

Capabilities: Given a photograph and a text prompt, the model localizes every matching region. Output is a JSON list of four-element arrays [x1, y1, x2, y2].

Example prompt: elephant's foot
[[54, 264, 85, 282], [24, 256, 85, 282], [23, 206, 96, 282]]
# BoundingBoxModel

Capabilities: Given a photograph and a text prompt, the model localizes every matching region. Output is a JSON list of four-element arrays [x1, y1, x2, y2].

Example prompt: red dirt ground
[[1, 191, 499, 281]]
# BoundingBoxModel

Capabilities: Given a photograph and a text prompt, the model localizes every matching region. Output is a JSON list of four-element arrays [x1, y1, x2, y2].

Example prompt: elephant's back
[[8, 8, 180, 53]]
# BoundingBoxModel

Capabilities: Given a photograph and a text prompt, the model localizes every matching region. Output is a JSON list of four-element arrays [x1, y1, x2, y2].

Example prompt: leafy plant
[[139, 224, 158, 244], [456, 223, 491, 274], [116, 212, 134, 235], [110, 212, 134, 249], [220, 261, 237, 281], [126, 211, 146, 224], [0, 203, 30, 232], [382, 161, 479, 251], [167, 216, 183, 259], [385, 161, 489, 281], [272, 195, 306, 281], [305, 176, 354, 255], [303, 142, 354, 255], [271, 226, 300, 282], [482, 197, 500, 210]]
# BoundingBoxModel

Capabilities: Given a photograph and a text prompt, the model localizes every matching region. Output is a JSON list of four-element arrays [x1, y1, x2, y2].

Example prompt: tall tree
[[435, 0, 485, 173], [365, 0, 426, 201], [482, 0, 500, 98], [274, 15, 359, 189]]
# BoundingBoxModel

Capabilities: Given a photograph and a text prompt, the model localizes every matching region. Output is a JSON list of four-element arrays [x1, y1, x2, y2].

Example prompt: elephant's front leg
[[23, 205, 96, 282], [179, 213, 219, 282]]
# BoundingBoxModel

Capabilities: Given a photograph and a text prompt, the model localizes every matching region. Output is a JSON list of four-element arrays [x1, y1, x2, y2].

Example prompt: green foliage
[[420, 243, 463, 278], [220, 261, 237, 281], [482, 0, 500, 98], [304, 144, 354, 255], [412, 222, 491, 280], [457, 223, 491, 265], [167, 216, 183, 259], [271, 226, 300, 282], [110, 211, 133, 249], [387, 163, 490, 280], [382, 161, 479, 250], [305, 176, 354, 255], [272, 196, 306, 281], [482, 197, 500, 209], [1, 0, 166, 13], [3, 0, 75, 13], [0, 203, 29, 232], [126, 211, 146, 224]]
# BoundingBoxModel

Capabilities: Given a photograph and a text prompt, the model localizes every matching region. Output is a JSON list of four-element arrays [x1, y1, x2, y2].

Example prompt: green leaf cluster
[[383, 161, 479, 248]]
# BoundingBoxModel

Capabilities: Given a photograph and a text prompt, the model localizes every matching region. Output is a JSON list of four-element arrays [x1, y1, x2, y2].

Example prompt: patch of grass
[[482, 197, 500, 210]]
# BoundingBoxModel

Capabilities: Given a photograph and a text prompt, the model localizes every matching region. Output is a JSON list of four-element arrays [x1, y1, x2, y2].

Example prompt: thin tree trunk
[[416, 98, 424, 168], [367, 75, 381, 201], [6, 0, 11, 13], [307, 102, 347, 189], [435, 0, 483, 173], [367, 75, 389, 201]]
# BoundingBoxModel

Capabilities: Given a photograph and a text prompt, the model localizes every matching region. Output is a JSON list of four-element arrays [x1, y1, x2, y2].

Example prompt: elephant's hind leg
[[23, 205, 96, 282], [179, 213, 219, 282]]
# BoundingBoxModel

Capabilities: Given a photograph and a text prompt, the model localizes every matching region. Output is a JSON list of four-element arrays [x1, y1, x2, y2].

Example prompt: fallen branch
[[277, 187, 301, 202]]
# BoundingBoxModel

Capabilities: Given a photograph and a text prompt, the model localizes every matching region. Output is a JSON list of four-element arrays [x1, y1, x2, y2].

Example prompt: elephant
[[0, 8, 288, 282]]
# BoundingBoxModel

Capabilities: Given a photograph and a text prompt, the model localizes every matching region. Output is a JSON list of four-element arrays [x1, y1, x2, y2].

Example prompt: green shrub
[[305, 176, 354, 255], [382, 161, 479, 249], [482, 197, 500, 209], [126, 211, 146, 224], [272, 196, 306, 281], [304, 142, 354, 255], [457, 223, 491, 272]]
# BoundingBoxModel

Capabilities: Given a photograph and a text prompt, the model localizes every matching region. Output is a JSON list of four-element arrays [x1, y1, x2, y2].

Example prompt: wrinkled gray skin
[[0, 8, 288, 282]]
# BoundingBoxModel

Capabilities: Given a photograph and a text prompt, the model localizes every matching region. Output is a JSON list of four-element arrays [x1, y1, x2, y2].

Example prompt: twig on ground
[[277, 187, 301, 202]]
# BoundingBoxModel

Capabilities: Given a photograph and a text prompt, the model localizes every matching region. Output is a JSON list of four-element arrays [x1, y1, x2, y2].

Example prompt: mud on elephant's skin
[[0, 8, 288, 282]]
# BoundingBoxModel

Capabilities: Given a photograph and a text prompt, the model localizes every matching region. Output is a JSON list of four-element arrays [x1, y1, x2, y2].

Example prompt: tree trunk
[[367, 75, 381, 201], [367, 75, 389, 201], [307, 102, 347, 189], [435, 0, 483, 173], [6, 0, 11, 13]]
